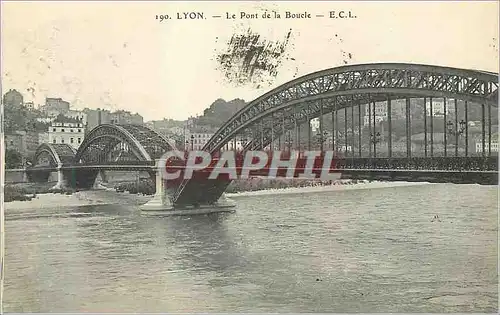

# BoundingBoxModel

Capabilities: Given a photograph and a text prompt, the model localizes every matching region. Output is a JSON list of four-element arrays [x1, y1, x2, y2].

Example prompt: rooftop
[[53, 113, 82, 124]]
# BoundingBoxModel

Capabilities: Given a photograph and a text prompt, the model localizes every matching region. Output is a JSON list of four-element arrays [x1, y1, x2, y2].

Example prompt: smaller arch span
[[74, 124, 176, 164], [33, 143, 77, 166]]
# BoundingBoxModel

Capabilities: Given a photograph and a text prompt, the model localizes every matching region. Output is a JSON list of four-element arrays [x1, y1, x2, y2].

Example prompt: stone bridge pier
[[140, 160, 174, 211]]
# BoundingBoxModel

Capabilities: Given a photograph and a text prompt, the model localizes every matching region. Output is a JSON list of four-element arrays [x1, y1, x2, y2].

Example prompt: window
[[10, 141, 13, 145], [70, 129, 73, 132], [78, 138, 81, 143], [53, 128, 56, 132], [78, 129, 81, 133], [70, 138, 74, 143], [61, 139, 64, 143], [53, 139, 56, 144], [61, 129, 65, 132]]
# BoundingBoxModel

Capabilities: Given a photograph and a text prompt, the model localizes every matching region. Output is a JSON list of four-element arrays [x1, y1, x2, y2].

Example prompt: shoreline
[[3, 180, 436, 211]]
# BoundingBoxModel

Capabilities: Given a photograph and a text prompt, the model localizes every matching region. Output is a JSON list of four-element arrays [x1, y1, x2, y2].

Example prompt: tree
[[5, 149, 23, 169], [195, 98, 246, 127]]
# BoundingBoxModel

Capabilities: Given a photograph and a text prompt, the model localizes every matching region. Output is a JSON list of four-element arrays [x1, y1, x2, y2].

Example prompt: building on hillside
[[24, 101, 35, 110], [66, 109, 87, 125], [84, 108, 143, 130], [3, 89, 23, 107], [85, 108, 111, 131], [110, 110, 143, 125], [41, 97, 70, 115], [41, 114, 86, 150]]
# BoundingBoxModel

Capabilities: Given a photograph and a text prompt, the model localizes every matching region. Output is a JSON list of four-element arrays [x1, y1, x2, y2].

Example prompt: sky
[[1, 1, 498, 122]]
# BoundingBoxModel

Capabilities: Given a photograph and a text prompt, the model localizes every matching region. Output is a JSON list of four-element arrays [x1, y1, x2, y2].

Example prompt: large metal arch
[[212, 90, 497, 152], [204, 63, 499, 153], [33, 143, 77, 166], [74, 124, 177, 163], [75, 125, 149, 163]]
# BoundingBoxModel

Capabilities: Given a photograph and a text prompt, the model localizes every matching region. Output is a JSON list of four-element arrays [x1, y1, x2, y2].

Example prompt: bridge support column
[[140, 160, 174, 211], [92, 170, 107, 190], [51, 163, 68, 190]]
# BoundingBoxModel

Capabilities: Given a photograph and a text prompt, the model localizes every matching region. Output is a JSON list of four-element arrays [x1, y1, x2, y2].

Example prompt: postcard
[[1, 1, 498, 313]]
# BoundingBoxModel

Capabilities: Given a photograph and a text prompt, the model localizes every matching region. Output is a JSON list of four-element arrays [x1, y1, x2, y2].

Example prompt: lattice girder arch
[[74, 124, 176, 164], [33, 143, 77, 167], [204, 63, 499, 153]]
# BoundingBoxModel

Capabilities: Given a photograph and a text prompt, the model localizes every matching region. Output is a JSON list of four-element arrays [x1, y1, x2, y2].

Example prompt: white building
[[224, 139, 245, 151], [66, 109, 87, 125], [475, 141, 498, 153], [43, 115, 86, 150], [364, 115, 385, 126], [23, 101, 35, 110], [364, 102, 388, 126], [185, 131, 215, 150], [310, 118, 320, 132], [425, 99, 456, 117]]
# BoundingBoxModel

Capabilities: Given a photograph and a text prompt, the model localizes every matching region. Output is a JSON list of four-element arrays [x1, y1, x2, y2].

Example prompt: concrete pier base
[[50, 166, 67, 190], [140, 160, 236, 216]]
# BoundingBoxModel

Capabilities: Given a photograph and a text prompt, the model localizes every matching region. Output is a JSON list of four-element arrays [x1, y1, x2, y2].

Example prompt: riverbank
[[4, 178, 369, 204], [4, 182, 76, 202], [226, 178, 365, 194]]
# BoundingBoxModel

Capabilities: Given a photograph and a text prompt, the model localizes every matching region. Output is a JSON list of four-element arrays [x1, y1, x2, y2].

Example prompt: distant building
[[42, 97, 70, 115], [310, 118, 320, 132], [84, 108, 111, 131], [223, 139, 245, 151], [84, 108, 143, 131], [24, 101, 35, 110], [476, 141, 499, 153], [425, 99, 456, 117], [3, 89, 23, 107], [42, 114, 86, 150], [168, 126, 184, 136], [364, 102, 388, 126], [185, 127, 218, 150], [110, 110, 143, 125], [185, 131, 214, 150], [66, 109, 87, 125]]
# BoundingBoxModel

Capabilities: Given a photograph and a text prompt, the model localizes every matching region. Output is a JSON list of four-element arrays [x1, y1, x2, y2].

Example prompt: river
[[3, 182, 498, 312]]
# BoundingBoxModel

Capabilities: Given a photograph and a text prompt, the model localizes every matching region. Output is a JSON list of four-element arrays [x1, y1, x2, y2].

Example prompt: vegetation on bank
[[111, 178, 365, 195], [4, 178, 367, 202], [4, 183, 76, 202], [114, 179, 155, 195], [225, 178, 364, 193]]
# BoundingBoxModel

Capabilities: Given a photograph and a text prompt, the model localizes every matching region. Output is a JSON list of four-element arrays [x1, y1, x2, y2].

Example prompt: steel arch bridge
[[27, 124, 177, 186], [173, 63, 499, 206], [33, 143, 77, 167], [74, 124, 176, 164], [205, 63, 498, 153]]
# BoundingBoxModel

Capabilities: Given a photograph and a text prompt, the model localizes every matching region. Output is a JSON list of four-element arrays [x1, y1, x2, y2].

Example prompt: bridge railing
[[71, 161, 156, 166], [335, 157, 498, 172]]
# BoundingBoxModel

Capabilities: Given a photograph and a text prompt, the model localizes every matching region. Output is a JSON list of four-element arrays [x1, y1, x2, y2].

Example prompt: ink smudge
[[215, 28, 293, 87]]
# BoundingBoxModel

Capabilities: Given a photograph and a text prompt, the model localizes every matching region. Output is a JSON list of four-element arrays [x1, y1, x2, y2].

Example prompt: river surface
[[4, 183, 498, 312]]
